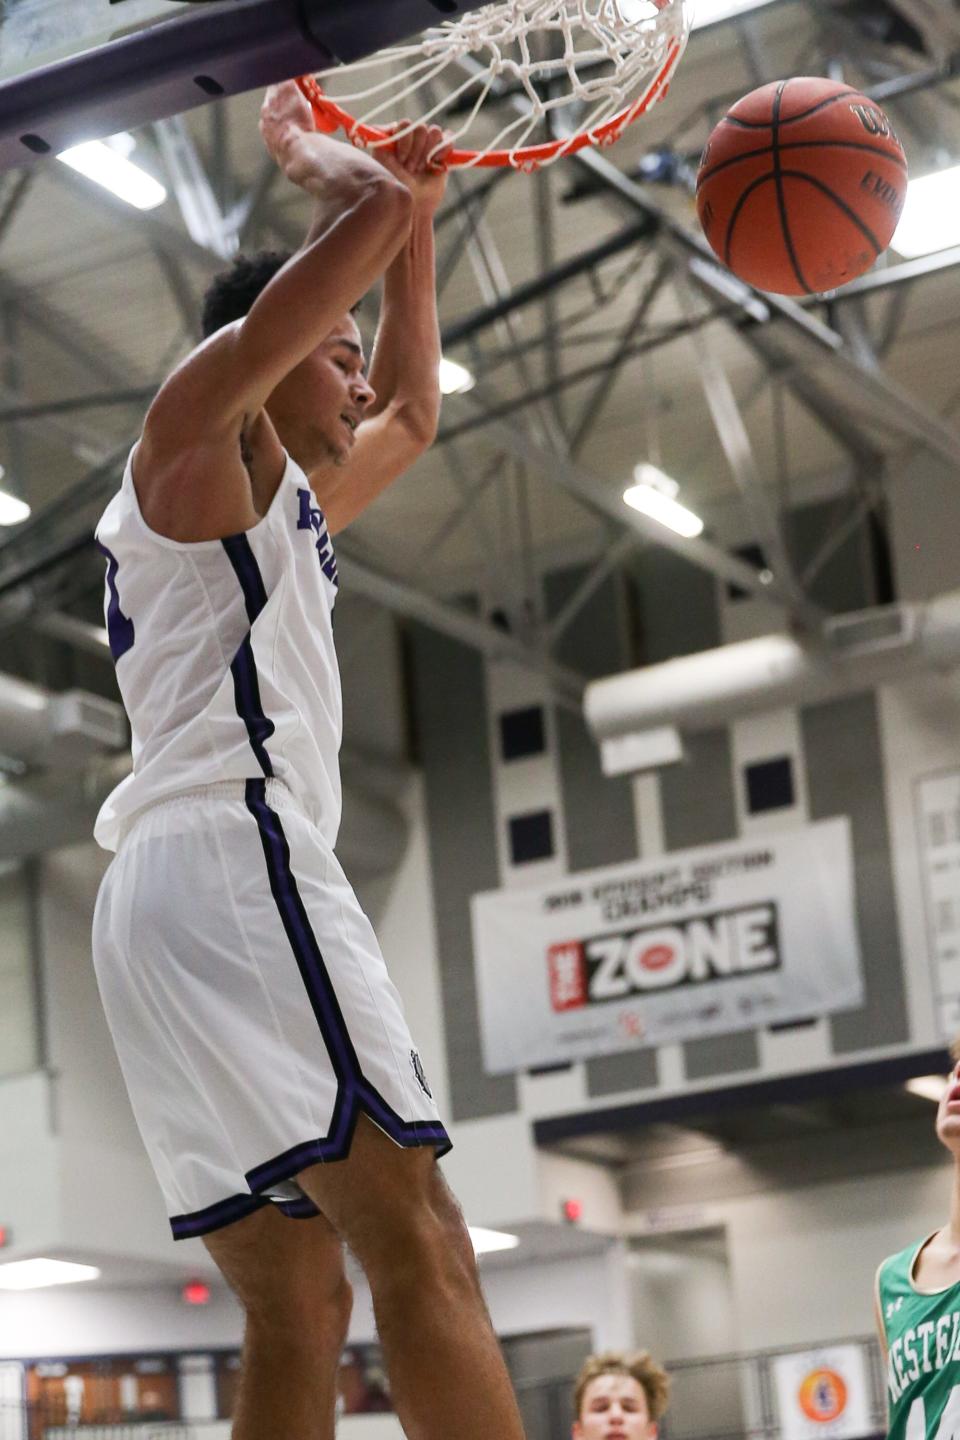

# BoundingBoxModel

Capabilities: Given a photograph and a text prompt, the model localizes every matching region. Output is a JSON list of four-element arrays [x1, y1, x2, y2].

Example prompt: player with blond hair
[[573, 1350, 671, 1440]]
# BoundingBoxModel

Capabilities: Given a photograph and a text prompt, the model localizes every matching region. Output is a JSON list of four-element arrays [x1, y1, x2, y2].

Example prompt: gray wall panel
[[660, 729, 739, 852], [544, 566, 638, 875], [408, 624, 518, 1122], [801, 692, 908, 1051], [683, 1031, 761, 1081], [544, 567, 658, 1098], [587, 1047, 659, 1097], [660, 729, 761, 1080], [629, 549, 722, 665]]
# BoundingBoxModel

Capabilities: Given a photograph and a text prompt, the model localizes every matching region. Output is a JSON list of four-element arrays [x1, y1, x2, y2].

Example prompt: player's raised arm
[[314, 123, 450, 535], [138, 84, 413, 504]]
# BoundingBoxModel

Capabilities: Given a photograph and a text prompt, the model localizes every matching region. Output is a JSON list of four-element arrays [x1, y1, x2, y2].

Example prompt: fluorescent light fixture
[[58, 133, 167, 212], [624, 464, 704, 539], [617, 0, 773, 25], [468, 1227, 520, 1256], [692, 0, 776, 26], [906, 1075, 949, 1104], [616, 1, 663, 20], [439, 357, 476, 395], [0, 1259, 101, 1291], [893, 166, 960, 259], [0, 489, 30, 526]]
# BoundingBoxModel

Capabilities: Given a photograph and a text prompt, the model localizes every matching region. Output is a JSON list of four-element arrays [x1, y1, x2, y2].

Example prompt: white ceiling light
[[892, 166, 960, 259], [616, 1, 662, 21], [905, 1075, 949, 1104], [692, 0, 777, 29], [58, 133, 167, 212], [468, 1227, 520, 1255], [0, 1259, 101, 1291], [0, 489, 30, 526], [439, 357, 476, 395], [624, 463, 704, 539]]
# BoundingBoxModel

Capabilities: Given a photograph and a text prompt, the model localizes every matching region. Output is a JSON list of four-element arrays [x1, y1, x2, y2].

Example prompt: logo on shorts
[[411, 1050, 433, 1099]]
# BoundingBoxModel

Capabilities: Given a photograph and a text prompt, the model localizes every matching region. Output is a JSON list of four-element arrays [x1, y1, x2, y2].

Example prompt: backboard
[[0, 0, 490, 170]]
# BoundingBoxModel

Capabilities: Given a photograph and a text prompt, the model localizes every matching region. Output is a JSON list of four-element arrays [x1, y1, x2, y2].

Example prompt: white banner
[[774, 1345, 873, 1440], [471, 819, 863, 1074], [915, 770, 960, 1040]]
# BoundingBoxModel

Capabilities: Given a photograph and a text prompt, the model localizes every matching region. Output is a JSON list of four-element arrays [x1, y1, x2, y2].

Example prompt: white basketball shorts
[[92, 778, 450, 1240]]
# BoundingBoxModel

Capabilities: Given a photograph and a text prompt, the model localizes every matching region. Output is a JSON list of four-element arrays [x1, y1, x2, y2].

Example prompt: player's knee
[[248, 1266, 354, 1343], [357, 1170, 478, 1298]]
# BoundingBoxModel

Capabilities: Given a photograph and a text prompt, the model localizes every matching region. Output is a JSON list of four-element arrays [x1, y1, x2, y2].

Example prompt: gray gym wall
[[404, 497, 913, 1124]]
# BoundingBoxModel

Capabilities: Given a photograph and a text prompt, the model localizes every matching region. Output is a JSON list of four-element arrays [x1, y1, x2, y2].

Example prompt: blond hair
[[574, 1350, 671, 1422]]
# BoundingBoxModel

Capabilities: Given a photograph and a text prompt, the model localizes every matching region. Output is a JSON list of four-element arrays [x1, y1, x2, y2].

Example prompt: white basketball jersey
[[93, 446, 343, 852]]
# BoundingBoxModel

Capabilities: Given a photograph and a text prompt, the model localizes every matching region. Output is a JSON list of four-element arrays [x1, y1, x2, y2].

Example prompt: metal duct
[[0, 673, 126, 769], [0, 750, 409, 878], [585, 590, 960, 741]]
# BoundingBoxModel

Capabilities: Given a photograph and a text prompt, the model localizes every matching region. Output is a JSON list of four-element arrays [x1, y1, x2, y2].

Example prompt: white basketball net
[[313, 0, 691, 169]]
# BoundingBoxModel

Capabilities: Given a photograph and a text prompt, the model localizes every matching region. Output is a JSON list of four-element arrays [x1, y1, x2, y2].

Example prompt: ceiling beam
[[475, 408, 814, 619], [337, 550, 587, 710], [572, 148, 960, 468]]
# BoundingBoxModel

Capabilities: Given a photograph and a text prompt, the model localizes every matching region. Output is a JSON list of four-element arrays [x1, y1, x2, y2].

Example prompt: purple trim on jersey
[[95, 539, 136, 661], [222, 533, 270, 625], [170, 1189, 269, 1241], [222, 536, 275, 777]]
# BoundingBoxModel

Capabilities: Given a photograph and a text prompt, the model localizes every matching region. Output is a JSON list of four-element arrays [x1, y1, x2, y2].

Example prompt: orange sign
[[798, 1369, 849, 1424]]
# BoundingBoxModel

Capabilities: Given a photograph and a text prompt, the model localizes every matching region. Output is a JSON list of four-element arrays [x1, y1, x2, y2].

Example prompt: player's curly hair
[[201, 250, 365, 340], [573, 1350, 671, 1423], [201, 251, 293, 339]]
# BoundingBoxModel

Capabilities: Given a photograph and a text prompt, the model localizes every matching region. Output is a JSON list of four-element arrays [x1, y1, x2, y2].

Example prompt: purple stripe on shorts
[[171, 1191, 269, 1241], [241, 779, 454, 1188], [244, 780, 360, 1080]]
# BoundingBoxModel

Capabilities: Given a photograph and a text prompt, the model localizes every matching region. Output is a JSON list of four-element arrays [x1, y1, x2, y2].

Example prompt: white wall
[[41, 845, 184, 1265], [724, 1161, 946, 1351], [624, 1156, 950, 1356], [0, 1285, 242, 1360], [362, 775, 450, 1121], [630, 1235, 738, 1363], [483, 1246, 632, 1353]]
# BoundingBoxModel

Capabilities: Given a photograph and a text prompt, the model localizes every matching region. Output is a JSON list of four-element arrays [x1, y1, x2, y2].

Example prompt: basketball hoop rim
[[296, 35, 684, 171]]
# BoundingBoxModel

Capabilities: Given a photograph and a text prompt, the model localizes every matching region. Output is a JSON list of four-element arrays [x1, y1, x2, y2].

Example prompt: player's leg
[[297, 1113, 526, 1440], [202, 1203, 353, 1440]]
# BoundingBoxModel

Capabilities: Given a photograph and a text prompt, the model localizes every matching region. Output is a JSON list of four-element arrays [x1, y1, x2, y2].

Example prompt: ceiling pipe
[[0, 669, 409, 876], [0, 672, 126, 769], [585, 590, 960, 740], [0, 751, 408, 878]]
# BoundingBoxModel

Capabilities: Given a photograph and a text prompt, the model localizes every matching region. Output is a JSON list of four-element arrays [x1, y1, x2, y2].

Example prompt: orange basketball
[[696, 77, 908, 296]]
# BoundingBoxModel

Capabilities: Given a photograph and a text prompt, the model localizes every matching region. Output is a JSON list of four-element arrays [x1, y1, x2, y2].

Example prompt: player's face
[[936, 1060, 960, 1154], [573, 1376, 658, 1440], [269, 315, 375, 470]]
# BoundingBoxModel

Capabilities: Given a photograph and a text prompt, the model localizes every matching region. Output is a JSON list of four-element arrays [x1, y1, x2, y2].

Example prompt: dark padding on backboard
[[0, 0, 490, 170]]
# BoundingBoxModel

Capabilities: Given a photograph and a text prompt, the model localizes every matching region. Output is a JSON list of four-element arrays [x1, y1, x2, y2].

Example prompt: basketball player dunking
[[876, 1042, 960, 1440], [91, 81, 526, 1440]]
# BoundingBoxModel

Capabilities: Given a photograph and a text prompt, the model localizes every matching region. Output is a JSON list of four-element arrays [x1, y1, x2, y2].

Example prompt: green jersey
[[879, 1236, 960, 1440]]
